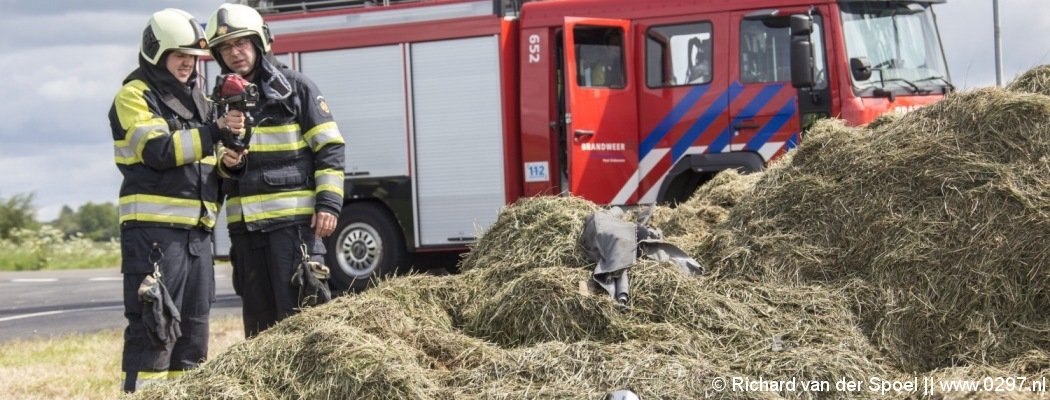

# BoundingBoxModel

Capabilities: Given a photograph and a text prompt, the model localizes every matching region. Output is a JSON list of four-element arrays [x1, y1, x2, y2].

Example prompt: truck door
[[563, 18, 638, 204], [634, 15, 730, 204], [729, 9, 828, 161]]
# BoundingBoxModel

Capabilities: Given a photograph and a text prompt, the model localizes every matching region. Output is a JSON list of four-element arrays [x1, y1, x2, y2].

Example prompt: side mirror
[[789, 15, 814, 88], [850, 56, 873, 81], [791, 37, 814, 88], [790, 14, 812, 36]]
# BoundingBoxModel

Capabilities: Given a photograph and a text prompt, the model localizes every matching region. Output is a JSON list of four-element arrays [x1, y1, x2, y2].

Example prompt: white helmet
[[140, 8, 209, 66], [205, 3, 273, 53]]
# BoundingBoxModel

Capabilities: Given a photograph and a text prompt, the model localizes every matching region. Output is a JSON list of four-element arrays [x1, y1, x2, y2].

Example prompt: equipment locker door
[[563, 18, 639, 205]]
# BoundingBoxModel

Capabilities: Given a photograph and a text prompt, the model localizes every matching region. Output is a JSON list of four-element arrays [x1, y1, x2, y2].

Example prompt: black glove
[[138, 274, 182, 347], [291, 260, 332, 308]]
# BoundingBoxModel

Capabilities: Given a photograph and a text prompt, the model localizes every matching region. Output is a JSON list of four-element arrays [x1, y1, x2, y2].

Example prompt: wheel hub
[[337, 223, 381, 277]]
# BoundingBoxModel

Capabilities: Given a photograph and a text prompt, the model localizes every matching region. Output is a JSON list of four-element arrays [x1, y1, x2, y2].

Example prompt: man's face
[[216, 37, 257, 77], [165, 51, 198, 84]]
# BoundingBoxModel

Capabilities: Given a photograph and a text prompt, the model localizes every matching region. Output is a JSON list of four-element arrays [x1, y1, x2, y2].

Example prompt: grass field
[[0, 316, 244, 399]]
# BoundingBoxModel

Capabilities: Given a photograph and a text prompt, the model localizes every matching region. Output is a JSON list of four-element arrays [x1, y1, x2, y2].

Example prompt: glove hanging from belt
[[138, 251, 182, 347], [291, 243, 332, 308]]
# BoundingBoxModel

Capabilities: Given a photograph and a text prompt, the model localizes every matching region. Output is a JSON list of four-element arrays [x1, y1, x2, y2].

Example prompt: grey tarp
[[580, 209, 636, 305], [580, 208, 705, 306]]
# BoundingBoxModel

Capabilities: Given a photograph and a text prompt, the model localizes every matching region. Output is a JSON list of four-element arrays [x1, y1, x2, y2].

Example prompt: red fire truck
[[208, 0, 952, 291]]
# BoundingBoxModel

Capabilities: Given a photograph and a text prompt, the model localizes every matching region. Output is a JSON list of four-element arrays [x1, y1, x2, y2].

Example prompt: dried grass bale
[[136, 317, 438, 400], [459, 196, 598, 283], [626, 260, 889, 399], [915, 350, 1050, 400], [464, 266, 624, 347], [1007, 64, 1050, 96], [708, 86, 1050, 371], [647, 169, 763, 256], [439, 340, 765, 400]]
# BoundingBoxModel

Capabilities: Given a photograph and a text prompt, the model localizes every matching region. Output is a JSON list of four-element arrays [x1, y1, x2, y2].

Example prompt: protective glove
[[291, 260, 332, 308], [138, 273, 182, 347]]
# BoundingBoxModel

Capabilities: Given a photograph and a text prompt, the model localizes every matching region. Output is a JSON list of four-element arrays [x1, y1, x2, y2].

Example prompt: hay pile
[[135, 196, 886, 399], [134, 67, 1050, 399], [707, 85, 1050, 370]]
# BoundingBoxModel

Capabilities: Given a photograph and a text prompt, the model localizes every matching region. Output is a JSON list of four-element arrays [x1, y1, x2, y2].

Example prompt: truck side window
[[740, 16, 826, 88], [646, 22, 714, 88], [574, 26, 625, 89]]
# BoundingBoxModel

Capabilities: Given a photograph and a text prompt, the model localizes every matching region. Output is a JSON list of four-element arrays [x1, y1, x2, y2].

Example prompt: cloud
[[936, 0, 1050, 88], [0, 44, 136, 145], [0, 142, 121, 221]]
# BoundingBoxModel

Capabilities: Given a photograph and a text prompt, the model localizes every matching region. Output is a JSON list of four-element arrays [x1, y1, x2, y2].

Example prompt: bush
[[0, 193, 39, 240], [0, 226, 120, 271]]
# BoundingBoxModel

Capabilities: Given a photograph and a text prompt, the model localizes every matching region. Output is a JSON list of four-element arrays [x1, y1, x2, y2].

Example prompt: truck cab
[[518, 0, 951, 205]]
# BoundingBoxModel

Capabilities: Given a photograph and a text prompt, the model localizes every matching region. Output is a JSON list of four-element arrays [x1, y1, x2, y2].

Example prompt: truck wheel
[[324, 202, 406, 293]]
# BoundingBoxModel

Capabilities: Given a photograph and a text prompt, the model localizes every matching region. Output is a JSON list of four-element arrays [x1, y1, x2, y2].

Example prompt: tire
[[324, 202, 406, 294]]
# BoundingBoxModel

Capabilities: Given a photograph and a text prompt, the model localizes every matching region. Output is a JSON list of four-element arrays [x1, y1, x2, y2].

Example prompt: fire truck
[[207, 0, 953, 291]]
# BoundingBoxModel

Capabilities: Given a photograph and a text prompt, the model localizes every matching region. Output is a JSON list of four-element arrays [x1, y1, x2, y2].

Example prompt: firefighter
[[205, 3, 346, 338], [109, 8, 245, 392]]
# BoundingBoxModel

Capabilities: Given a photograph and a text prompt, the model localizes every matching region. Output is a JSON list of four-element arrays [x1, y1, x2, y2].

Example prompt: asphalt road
[[0, 265, 241, 342]]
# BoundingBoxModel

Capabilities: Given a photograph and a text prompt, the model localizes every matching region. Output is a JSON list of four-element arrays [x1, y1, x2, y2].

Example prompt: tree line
[[0, 193, 118, 242]]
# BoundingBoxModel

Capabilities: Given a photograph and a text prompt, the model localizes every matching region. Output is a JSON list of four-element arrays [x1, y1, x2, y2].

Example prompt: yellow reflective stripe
[[238, 190, 314, 205], [304, 122, 343, 152], [113, 80, 166, 164], [251, 140, 307, 152], [114, 148, 137, 165], [137, 130, 166, 160], [120, 194, 201, 207], [173, 128, 205, 166], [115, 124, 159, 164], [314, 169, 344, 197], [239, 190, 315, 223], [168, 371, 186, 379], [251, 124, 306, 153], [118, 194, 207, 226], [114, 122, 166, 164], [226, 197, 243, 223], [243, 207, 315, 223], [200, 200, 219, 228], [121, 371, 171, 380], [201, 155, 217, 166], [253, 124, 299, 134]]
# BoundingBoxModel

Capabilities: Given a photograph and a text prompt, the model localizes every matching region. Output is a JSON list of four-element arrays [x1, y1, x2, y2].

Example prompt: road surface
[[0, 265, 241, 342]]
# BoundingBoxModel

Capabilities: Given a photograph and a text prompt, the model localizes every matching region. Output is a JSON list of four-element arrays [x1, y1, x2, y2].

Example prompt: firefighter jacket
[[109, 58, 223, 230], [220, 55, 345, 234]]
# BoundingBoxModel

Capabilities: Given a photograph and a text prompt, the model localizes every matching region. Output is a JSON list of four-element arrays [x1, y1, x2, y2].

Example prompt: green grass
[[0, 316, 244, 399], [0, 226, 120, 271]]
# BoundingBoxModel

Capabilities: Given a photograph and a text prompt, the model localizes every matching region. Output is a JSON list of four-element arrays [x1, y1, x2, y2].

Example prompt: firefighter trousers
[[230, 224, 326, 338], [120, 226, 214, 392]]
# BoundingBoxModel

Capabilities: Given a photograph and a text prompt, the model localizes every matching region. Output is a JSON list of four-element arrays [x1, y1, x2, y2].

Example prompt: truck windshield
[[840, 2, 950, 94]]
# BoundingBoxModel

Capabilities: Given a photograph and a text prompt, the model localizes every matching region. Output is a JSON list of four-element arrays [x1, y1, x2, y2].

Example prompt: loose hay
[[707, 86, 1050, 370], [465, 267, 624, 347], [1007, 64, 1050, 96], [646, 169, 764, 256], [459, 196, 597, 280]]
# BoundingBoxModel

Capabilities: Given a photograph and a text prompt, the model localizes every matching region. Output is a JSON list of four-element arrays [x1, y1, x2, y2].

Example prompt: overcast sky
[[0, 0, 1047, 221]]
